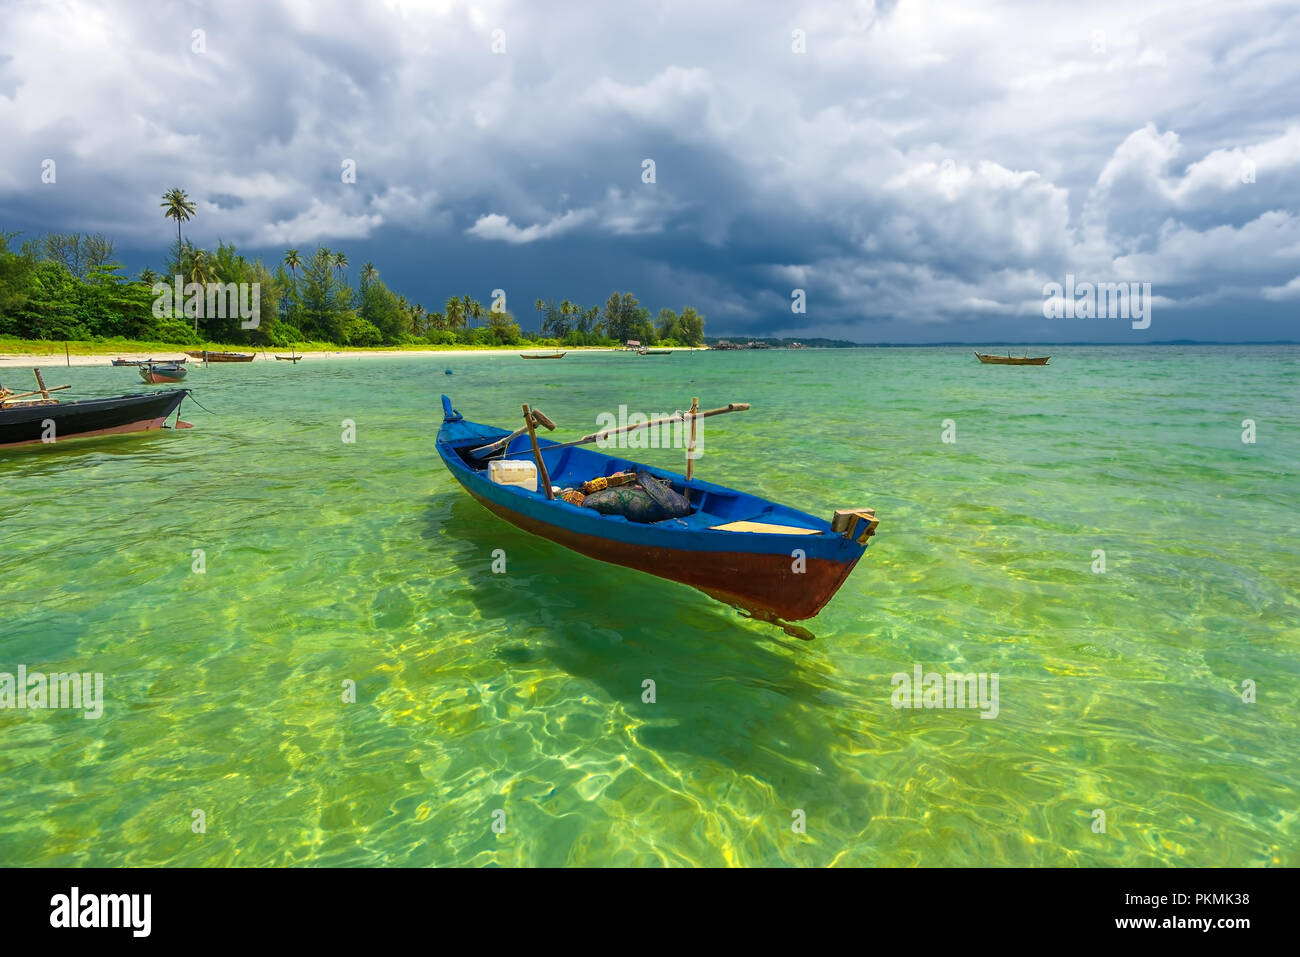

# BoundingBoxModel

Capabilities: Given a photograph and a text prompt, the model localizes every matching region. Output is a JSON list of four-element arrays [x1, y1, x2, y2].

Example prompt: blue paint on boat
[[435, 395, 875, 622]]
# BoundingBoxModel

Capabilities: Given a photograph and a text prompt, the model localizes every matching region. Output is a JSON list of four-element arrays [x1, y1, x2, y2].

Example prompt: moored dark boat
[[139, 362, 187, 383], [520, 352, 566, 359], [0, 381, 190, 449], [186, 350, 255, 362], [974, 351, 1050, 365], [111, 357, 187, 367], [435, 395, 878, 627]]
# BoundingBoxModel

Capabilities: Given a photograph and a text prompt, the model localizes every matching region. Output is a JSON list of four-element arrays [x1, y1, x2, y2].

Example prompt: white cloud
[[466, 208, 593, 243], [257, 199, 384, 245]]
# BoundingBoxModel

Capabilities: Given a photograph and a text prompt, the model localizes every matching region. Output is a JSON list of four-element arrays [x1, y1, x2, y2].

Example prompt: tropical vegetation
[[0, 190, 707, 349]]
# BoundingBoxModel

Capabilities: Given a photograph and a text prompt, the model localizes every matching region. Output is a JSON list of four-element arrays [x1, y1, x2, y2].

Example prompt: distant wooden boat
[[139, 363, 188, 383], [637, 348, 672, 355], [186, 350, 255, 362], [437, 395, 878, 626], [974, 351, 1050, 365], [111, 357, 186, 367], [1, 369, 190, 448], [520, 352, 566, 359]]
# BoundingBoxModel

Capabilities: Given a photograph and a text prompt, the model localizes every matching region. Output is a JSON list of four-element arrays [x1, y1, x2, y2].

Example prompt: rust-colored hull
[[974, 352, 1050, 365], [462, 483, 860, 621], [0, 414, 170, 448], [186, 351, 255, 362]]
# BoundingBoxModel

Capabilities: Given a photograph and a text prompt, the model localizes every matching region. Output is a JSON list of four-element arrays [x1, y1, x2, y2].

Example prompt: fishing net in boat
[[580, 473, 691, 523], [638, 473, 691, 519]]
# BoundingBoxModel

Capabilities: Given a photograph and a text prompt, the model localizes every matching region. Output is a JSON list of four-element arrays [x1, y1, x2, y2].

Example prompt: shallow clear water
[[1, 346, 1296, 866]]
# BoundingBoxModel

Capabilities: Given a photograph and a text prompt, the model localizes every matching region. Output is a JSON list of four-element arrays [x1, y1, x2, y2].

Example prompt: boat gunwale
[[436, 416, 849, 550]]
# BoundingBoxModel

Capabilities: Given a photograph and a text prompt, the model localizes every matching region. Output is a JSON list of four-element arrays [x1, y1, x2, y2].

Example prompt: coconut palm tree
[[463, 294, 483, 328], [161, 188, 197, 261], [187, 250, 214, 332], [283, 248, 301, 283], [444, 296, 465, 332], [332, 251, 349, 280], [360, 261, 378, 283]]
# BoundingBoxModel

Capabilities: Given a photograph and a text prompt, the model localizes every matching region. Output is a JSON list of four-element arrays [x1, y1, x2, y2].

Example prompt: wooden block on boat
[[710, 520, 821, 535], [832, 508, 879, 541], [831, 508, 872, 532]]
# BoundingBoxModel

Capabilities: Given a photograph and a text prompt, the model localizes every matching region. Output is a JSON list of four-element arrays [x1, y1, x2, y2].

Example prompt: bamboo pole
[[0, 384, 71, 404], [686, 396, 698, 480], [468, 408, 555, 458], [522, 403, 555, 499], [542, 402, 749, 453], [33, 368, 50, 400]]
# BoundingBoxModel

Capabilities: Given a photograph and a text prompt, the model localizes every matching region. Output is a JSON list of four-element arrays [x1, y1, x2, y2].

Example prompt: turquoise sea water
[[1, 346, 1296, 866]]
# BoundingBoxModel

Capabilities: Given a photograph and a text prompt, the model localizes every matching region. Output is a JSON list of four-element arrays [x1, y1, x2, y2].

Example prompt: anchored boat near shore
[[436, 395, 878, 633], [186, 350, 255, 362], [0, 369, 191, 449], [139, 361, 188, 383], [974, 351, 1051, 365]]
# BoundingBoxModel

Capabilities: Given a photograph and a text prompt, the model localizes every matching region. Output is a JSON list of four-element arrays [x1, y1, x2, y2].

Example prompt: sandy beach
[[0, 346, 706, 369]]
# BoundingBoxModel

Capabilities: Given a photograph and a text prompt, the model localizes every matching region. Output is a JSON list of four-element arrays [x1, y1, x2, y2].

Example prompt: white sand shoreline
[[0, 347, 705, 369]]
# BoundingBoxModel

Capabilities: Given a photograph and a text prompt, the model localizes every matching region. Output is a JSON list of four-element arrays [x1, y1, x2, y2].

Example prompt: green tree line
[[0, 189, 707, 348]]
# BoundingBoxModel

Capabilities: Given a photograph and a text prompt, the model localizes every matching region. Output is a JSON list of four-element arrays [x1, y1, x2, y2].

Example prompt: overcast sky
[[1, 0, 1297, 341]]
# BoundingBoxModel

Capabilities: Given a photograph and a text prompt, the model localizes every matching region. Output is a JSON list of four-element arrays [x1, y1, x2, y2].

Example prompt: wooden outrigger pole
[[521, 403, 555, 500], [539, 402, 750, 454]]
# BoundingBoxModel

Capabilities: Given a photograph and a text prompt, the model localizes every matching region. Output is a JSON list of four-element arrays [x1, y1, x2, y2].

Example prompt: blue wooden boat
[[435, 395, 879, 628]]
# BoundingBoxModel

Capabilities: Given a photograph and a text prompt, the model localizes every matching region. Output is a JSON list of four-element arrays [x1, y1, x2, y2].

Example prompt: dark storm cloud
[[1, 0, 1297, 341]]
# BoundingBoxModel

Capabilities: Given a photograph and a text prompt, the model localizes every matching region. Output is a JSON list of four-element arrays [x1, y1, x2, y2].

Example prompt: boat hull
[[436, 397, 872, 621], [0, 391, 188, 448], [139, 367, 187, 383], [186, 351, 255, 362], [974, 352, 1050, 365], [456, 477, 860, 619]]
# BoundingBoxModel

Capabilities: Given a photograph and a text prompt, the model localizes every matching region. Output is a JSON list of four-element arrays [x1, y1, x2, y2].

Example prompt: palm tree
[[187, 250, 214, 332], [444, 296, 465, 332], [360, 261, 378, 283], [283, 249, 301, 282], [161, 188, 197, 261], [333, 251, 349, 280], [139, 267, 159, 288], [463, 294, 483, 327]]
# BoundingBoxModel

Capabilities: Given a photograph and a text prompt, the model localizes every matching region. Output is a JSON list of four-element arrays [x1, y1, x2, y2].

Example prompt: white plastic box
[[488, 459, 538, 492]]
